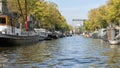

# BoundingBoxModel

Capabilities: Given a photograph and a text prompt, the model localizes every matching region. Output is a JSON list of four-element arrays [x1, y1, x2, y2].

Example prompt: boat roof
[[0, 15, 8, 17]]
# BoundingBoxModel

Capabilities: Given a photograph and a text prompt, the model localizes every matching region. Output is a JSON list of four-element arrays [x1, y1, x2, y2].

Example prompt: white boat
[[109, 40, 120, 45], [34, 28, 48, 41]]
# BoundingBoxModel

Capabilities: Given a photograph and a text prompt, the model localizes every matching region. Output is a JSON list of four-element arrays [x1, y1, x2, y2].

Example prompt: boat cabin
[[0, 15, 18, 26], [0, 15, 21, 35]]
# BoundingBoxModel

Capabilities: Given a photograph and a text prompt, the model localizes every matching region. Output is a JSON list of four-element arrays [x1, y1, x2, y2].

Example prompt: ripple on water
[[52, 56, 108, 68], [0, 36, 119, 68]]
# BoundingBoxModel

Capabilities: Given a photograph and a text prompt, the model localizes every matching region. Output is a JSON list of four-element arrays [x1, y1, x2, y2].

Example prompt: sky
[[47, 0, 108, 27]]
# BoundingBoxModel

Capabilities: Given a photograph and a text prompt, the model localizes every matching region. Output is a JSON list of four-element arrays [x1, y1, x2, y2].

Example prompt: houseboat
[[34, 28, 49, 41], [0, 15, 39, 45], [0, 0, 39, 45]]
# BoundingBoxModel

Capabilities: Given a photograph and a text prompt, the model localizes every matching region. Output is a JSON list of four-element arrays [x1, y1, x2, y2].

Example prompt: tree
[[84, 0, 120, 31], [106, 0, 120, 25], [7, 0, 72, 32]]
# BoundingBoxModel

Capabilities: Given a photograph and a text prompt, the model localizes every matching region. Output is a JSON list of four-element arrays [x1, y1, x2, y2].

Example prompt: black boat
[[0, 0, 39, 45]]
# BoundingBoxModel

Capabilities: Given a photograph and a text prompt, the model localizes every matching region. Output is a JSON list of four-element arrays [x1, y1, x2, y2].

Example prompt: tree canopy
[[84, 0, 120, 31], [7, 0, 73, 32]]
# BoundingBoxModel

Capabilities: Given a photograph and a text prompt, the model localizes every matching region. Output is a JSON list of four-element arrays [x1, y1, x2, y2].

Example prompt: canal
[[0, 36, 120, 68]]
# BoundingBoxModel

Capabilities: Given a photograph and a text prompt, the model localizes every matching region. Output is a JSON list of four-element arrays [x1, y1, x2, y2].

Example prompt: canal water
[[0, 36, 120, 68]]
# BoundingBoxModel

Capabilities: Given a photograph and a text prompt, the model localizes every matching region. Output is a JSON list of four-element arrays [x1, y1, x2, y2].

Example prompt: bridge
[[72, 19, 87, 21], [72, 19, 87, 26]]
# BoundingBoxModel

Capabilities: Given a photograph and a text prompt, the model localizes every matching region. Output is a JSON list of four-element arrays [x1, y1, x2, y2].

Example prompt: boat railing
[[21, 31, 38, 36]]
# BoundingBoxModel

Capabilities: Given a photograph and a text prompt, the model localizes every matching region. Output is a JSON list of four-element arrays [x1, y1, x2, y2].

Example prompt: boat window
[[0, 17, 6, 24]]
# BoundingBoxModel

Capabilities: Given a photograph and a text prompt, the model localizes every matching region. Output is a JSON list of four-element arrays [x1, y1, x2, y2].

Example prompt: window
[[0, 17, 6, 24]]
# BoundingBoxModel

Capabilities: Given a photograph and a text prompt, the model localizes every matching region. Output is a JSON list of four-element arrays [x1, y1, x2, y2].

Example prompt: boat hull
[[0, 34, 39, 45], [109, 40, 120, 45]]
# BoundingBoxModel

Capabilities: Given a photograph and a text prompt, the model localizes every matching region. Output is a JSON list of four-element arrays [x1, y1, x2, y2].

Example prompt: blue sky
[[47, 0, 108, 26]]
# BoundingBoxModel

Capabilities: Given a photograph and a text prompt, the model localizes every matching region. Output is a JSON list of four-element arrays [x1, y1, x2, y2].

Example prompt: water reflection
[[0, 36, 120, 68], [16, 41, 58, 63], [103, 45, 120, 68], [0, 40, 62, 68], [0, 53, 8, 67]]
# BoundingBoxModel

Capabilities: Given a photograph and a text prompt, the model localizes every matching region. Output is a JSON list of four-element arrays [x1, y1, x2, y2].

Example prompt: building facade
[[0, 0, 8, 15]]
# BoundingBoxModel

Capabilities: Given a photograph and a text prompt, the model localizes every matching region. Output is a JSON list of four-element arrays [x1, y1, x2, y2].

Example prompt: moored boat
[[0, 15, 39, 45], [0, 0, 39, 45], [109, 40, 120, 45], [34, 28, 48, 41]]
